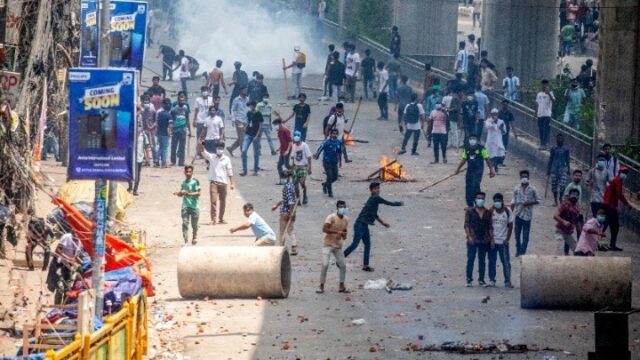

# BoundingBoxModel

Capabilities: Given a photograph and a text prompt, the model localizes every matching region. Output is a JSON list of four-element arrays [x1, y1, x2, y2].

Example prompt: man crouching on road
[[230, 203, 277, 246]]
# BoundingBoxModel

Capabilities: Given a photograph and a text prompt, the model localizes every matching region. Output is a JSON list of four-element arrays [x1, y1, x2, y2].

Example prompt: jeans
[[42, 135, 60, 161], [180, 77, 189, 98], [158, 135, 170, 166], [488, 243, 511, 284], [127, 162, 142, 193], [292, 72, 302, 97], [344, 221, 371, 266], [537, 116, 551, 147], [323, 77, 332, 97], [321, 246, 346, 284], [432, 133, 448, 161], [562, 40, 572, 56], [502, 130, 510, 151], [466, 243, 489, 282], [465, 170, 483, 207], [401, 129, 420, 153], [241, 134, 261, 173], [363, 76, 375, 99], [162, 62, 172, 80], [388, 75, 398, 100], [209, 182, 227, 222], [332, 84, 342, 102], [146, 131, 159, 164], [377, 92, 388, 119], [277, 154, 291, 178], [323, 161, 339, 196], [261, 125, 277, 153], [345, 75, 357, 101], [170, 128, 187, 166], [181, 207, 199, 242], [514, 217, 531, 256]]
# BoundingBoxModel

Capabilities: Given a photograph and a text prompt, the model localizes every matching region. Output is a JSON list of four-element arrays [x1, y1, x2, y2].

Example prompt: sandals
[[315, 289, 325, 294], [362, 266, 375, 272], [338, 288, 351, 294], [290, 246, 298, 256]]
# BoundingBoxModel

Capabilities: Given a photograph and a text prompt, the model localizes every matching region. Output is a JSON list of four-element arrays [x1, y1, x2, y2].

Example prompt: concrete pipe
[[177, 246, 291, 299], [521, 255, 632, 310]]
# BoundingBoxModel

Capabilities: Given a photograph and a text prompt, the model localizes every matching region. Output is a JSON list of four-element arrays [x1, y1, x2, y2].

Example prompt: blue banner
[[68, 68, 137, 181], [79, 0, 99, 67], [78, 0, 148, 72]]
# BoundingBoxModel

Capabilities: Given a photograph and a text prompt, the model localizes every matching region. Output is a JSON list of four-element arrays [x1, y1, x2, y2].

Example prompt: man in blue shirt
[[170, 94, 191, 167], [315, 128, 343, 198], [230, 203, 277, 246]]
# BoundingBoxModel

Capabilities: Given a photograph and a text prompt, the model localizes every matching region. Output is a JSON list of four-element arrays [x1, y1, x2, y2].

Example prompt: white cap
[[490, 108, 499, 114], [294, 45, 301, 51]]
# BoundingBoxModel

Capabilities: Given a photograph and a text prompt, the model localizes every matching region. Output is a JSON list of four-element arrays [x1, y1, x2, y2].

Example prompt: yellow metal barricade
[[45, 292, 148, 360]]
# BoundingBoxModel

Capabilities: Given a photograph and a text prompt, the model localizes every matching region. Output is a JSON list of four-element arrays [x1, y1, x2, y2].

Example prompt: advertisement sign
[[79, 0, 148, 71], [79, 0, 99, 67], [109, 0, 148, 71], [0, 71, 21, 105], [68, 68, 137, 181]]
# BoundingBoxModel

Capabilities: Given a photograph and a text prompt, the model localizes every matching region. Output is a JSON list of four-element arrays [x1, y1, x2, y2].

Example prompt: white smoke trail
[[177, 0, 326, 79]]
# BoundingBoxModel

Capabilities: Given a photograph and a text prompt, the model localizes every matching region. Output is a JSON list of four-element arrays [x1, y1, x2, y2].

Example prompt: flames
[[379, 156, 407, 181], [343, 133, 354, 146]]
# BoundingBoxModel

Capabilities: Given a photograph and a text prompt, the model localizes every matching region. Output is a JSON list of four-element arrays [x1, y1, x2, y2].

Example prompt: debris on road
[[351, 318, 366, 326], [403, 341, 560, 354]]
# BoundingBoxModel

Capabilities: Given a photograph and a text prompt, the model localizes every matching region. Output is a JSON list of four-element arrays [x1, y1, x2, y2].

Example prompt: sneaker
[[239, 172, 247, 177], [345, 159, 353, 163], [252, 171, 259, 176], [271, 150, 277, 156], [610, 246, 623, 251], [465, 281, 473, 287], [505, 282, 514, 288], [443, 159, 448, 164], [411, 152, 420, 156], [226, 147, 234, 157], [302, 195, 308, 205], [398, 149, 407, 155], [488, 281, 496, 287], [478, 280, 487, 287], [430, 161, 439, 164], [192, 238, 198, 245], [362, 266, 375, 272]]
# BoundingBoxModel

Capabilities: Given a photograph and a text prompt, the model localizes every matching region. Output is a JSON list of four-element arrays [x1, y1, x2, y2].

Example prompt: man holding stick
[[272, 170, 299, 255], [455, 134, 495, 208]]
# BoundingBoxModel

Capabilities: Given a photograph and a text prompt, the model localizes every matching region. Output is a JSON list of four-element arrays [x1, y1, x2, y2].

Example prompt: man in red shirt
[[273, 114, 292, 184], [553, 188, 581, 255], [603, 165, 632, 251]]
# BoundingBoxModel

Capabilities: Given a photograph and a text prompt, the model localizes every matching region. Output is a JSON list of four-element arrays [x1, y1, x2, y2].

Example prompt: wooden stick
[[280, 202, 298, 245], [418, 168, 466, 192], [282, 58, 289, 100], [346, 97, 363, 134], [367, 160, 398, 179]]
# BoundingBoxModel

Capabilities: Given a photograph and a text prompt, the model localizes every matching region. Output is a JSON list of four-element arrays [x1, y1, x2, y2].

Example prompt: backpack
[[404, 103, 420, 124], [296, 52, 307, 69]]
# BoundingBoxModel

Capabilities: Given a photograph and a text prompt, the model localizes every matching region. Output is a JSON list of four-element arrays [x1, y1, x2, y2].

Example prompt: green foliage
[[618, 137, 640, 162], [325, 0, 339, 22], [350, 0, 391, 45]]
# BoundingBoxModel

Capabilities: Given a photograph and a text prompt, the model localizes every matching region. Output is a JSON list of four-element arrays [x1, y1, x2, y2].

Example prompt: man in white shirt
[[344, 44, 361, 103], [283, 46, 305, 99], [324, 102, 351, 163], [291, 130, 313, 204], [199, 141, 234, 225], [193, 86, 213, 158], [398, 94, 425, 155], [175, 50, 191, 97], [455, 41, 469, 75], [376, 61, 389, 120], [535, 79, 555, 150], [203, 106, 225, 154]]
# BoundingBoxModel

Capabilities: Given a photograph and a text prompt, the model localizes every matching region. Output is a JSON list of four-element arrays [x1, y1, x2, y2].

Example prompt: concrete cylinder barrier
[[521, 255, 632, 310], [177, 246, 291, 299]]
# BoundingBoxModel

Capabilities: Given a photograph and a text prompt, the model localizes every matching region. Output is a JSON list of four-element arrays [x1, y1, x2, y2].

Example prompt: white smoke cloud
[[177, 0, 326, 78]]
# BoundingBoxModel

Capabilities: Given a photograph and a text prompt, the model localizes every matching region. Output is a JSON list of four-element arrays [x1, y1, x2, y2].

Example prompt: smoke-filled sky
[[177, 0, 325, 78]]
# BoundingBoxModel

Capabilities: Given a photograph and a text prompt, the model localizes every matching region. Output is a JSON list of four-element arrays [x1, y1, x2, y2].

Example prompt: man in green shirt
[[560, 24, 575, 56], [174, 165, 201, 244]]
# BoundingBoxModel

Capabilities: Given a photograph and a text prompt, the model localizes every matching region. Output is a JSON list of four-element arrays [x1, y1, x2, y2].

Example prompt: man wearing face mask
[[510, 170, 541, 257], [140, 94, 159, 167], [170, 94, 192, 167], [575, 208, 607, 256], [601, 143, 620, 179], [563, 78, 586, 128], [324, 102, 351, 163], [317, 200, 350, 294], [464, 192, 493, 287], [315, 128, 342, 198], [198, 141, 234, 225], [489, 193, 513, 288], [227, 87, 249, 157], [554, 188, 582, 255], [272, 116, 292, 182], [586, 153, 610, 217], [156, 98, 173, 168], [202, 106, 224, 157], [602, 165, 633, 251], [257, 94, 277, 156], [290, 130, 313, 204], [455, 134, 495, 208], [193, 86, 213, 158], [240, 101, 264, 176], [547, 134, 571, 206], [461, 91, 479, 146]]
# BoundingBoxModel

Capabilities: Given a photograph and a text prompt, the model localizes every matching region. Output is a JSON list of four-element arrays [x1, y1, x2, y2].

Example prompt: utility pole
[[92, 0, 111, 318]]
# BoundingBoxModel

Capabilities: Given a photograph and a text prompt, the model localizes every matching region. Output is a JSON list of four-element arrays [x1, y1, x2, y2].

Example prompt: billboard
[[0, 71, 20, 106], [79, 0, 148, 71], [68, 68, 137, 181]]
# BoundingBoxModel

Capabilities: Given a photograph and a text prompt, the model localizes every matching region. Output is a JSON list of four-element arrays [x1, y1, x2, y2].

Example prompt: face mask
[[597, 161, 606, 169], [569, 196, 578, 204], [293, 136, 301, 142], [337, 208, 347, 216], [475, 199, 485, 208], [521, 177, 530, 185], [202, 92, 209, 97], [263, 99, 269, 104], [494, 202, 503, 209], [275, 125, 281, 131], [469, 139, 478, 146], [216, 149, 224, 156], [143, 103, 151, 110], [620, 173, 628, 181], [596, 215, 606, 223]]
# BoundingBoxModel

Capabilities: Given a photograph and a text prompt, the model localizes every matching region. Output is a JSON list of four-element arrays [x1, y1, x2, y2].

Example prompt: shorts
[[294, 165, 308, 179]]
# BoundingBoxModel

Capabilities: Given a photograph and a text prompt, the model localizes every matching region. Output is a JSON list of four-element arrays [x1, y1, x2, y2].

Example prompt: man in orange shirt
[[602, 165, 633, 251]]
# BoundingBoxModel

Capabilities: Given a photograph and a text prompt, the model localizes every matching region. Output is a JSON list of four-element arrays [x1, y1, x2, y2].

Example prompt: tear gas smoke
[[177, 0, 325, 79]]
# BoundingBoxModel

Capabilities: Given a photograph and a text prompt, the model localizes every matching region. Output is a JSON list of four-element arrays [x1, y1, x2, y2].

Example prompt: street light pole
[[92, 0, 111, 318]]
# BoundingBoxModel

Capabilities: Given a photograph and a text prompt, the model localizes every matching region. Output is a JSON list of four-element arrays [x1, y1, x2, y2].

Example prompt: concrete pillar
[[481, 0, 559, 83], [392, 0, 458, 70], [177, 246, 291, 299], [596, 0, 640, 144], [520, 255, 632, 310]]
